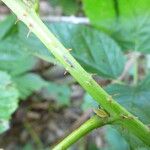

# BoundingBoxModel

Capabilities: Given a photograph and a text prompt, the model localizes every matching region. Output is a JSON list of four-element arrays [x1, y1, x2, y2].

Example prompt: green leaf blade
[[106, 75, 150, 124], [0, 71, 19, 133], [43, 82, 71, 106], [83, 0, 150, 53], [49, 23, 125, 79], [13, 73, 48, 100]]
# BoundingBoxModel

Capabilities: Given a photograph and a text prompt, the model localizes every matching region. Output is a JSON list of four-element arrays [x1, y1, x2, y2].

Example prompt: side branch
[[53, 116, 106, 150]]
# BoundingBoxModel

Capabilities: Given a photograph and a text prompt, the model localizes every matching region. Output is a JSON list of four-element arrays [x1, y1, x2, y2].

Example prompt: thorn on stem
[[64, 70, 68, 76], [128, 116, 136, 120], [15, 19, 20, 24], [23, 13, 27, 17], [86, 81, 91, 85], [121, 114, 135, 120], [29, 23, 33, 28], [68, 48, 72, 51], [121, 115, 128, 119], [107, 95, 113, 103], [27, 30, 31, 38], [90, 73, 97, 77], [63, 56, 74, 68]]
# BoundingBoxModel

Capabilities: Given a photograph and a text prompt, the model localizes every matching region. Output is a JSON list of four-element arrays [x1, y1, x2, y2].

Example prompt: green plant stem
[[2, 0, 150, 146], [53, 116, 105, 150]]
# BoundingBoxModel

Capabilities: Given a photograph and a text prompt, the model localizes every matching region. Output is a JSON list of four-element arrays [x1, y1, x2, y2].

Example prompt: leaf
[[49, 23, 125, 79], [0, 120, 9, 134], [83, 0, 150, 30], [87, 73, 150, 148], [81, 93, 98, 111], [108, 122, 150, 149], [18, 23, 56, 63], [0, 71, 19, 133], [0, 45, 37, 76], [83, 0, 150, 53], [118, 127, 150, 150], [106, 74, 150, 124], [0, 16, 45, 76], [83, 0, 117, 29], [0, 17, 125, 78], [102, 126, 130, 150], [13, 73, 48, 100], [0, 16, 56, 64], [0, 15, 16, 40], [111, 15, 150, 53], [48, 0, 79, 15], [42, 82, 71, 106], [103, 126, 150, 150], [0, 71, 19, 119]]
